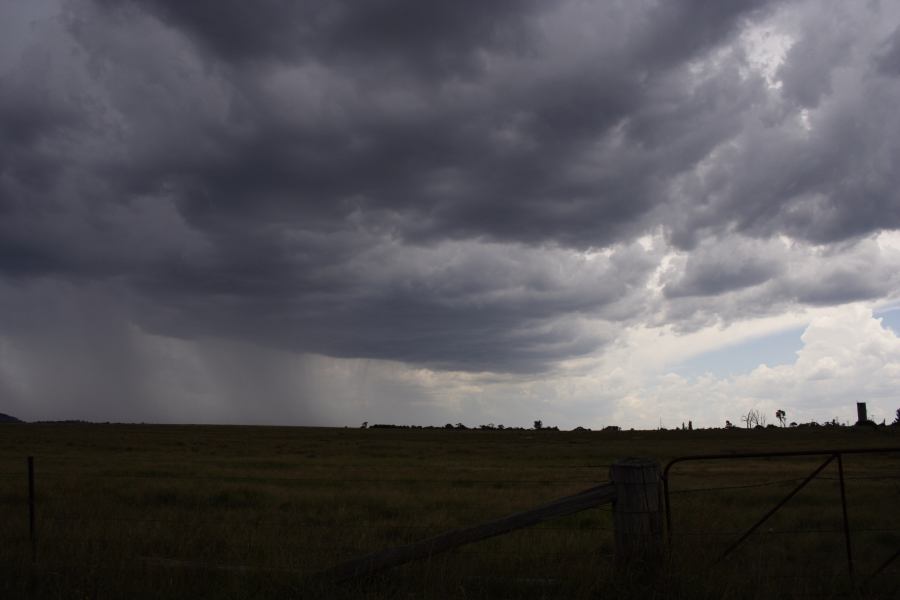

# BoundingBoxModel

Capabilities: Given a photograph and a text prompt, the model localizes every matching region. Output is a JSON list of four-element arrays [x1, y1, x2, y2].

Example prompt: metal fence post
[[836, 453, 854, 579], [610, 457, 663, 570], [27, 456, 36, 563]]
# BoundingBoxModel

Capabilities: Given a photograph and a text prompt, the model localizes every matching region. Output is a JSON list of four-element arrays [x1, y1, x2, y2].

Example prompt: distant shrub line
[[358, 413, 900, 432], [5, 407, 898, 430]]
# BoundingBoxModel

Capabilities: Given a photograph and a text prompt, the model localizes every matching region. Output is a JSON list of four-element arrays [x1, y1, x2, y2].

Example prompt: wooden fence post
[[610, 457, 663, 570]]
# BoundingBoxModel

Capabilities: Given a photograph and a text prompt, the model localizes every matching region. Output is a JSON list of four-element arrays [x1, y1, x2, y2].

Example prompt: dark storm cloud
[[117, 0, 541, 73], [663, 239, 782, 298], [874, 25, 900, 76], [665, 3, 900, 249], [79, 0, 773, 251], [139, 237, 656, 372], [659, 235, 900, 329], [2, 0, 900, 384]]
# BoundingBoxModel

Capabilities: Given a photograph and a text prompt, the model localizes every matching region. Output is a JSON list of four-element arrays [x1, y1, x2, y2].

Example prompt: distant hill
[[0, 413, 22, 423]]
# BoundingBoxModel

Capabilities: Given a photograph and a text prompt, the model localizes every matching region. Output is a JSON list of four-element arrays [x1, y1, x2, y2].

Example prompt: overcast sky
[[2, 0, 900, 428]]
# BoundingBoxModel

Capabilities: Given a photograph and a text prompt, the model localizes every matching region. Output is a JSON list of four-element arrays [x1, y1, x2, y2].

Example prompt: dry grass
[[0, 423, 897, 598]]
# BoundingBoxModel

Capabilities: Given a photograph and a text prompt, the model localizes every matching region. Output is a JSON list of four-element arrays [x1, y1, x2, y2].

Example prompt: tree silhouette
[[776, 410, 786, 427], [741, 409, 765, 429]]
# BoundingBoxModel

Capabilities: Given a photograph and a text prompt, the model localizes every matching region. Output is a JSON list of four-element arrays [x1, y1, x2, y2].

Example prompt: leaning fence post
[[610, 457, 663, 570]]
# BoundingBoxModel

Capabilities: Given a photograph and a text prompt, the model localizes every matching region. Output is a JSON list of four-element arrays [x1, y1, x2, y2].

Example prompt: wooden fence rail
[[316, 483, 615, 582], [316, 457, 661, 582]]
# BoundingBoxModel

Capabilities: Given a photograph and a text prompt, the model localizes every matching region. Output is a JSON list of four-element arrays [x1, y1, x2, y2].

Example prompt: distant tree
[[741, 409, 765, 429], [533, 420, 543, 430], [894, 409, 900, 426], [688, 420, 693, 431], [360, 421, 368, 429], [776, 410, 786, 427], [725, 420, 734, 429]]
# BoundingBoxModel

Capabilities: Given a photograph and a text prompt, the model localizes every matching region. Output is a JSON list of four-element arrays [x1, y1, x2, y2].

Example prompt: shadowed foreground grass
[[0, 423, 897, 598]]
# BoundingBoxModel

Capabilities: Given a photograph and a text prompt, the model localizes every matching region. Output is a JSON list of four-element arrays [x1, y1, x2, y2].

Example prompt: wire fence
[[669, 473, 900, 495], [2, 454, 897, 596], [672, 527, 900, 537], [0, 459, 618, 575]]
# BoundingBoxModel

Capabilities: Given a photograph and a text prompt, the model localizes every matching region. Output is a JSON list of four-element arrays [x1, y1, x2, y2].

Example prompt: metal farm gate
[[662, 447, 900, 586]]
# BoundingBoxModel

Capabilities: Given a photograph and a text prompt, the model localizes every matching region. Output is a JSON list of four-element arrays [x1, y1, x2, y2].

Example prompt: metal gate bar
[[869, 547, 900, 580], [836, 453, 853, 577], [714, 454, 834, 566], [662, 446, 900, 581]]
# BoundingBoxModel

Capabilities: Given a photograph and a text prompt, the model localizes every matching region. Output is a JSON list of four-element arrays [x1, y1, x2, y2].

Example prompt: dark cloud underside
[[1, 0, 900, 378]]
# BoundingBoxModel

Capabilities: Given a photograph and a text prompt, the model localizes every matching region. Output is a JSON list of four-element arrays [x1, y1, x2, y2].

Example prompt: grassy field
[[0, 423, 897, 599]]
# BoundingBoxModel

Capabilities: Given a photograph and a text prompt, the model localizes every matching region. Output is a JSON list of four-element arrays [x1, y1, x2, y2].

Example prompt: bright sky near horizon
[[2, 1, 900, 429], [675, 308, 900, 379]]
